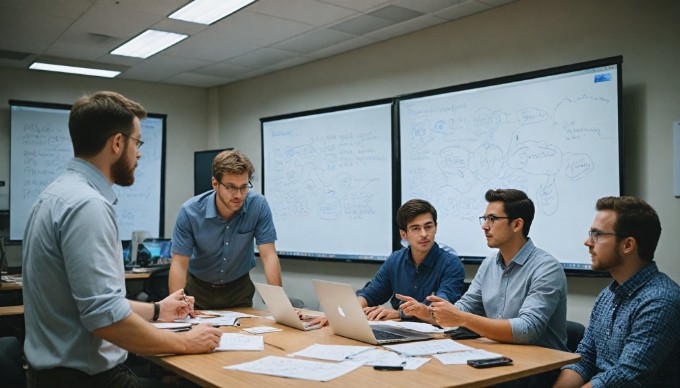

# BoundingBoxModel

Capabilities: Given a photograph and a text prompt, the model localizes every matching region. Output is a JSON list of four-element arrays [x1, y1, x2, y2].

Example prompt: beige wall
[[216, 0, 680, 324], [0, 68, 210, 264]]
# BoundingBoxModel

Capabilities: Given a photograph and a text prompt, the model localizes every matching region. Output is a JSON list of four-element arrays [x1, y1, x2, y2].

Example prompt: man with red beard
[[22, 92, 222, 387], [554, 196, 680, 387], [169, 150, 281, 309]]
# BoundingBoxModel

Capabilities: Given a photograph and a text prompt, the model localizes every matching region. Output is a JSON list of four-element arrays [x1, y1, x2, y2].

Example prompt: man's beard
[[112, 143, 135, 186]]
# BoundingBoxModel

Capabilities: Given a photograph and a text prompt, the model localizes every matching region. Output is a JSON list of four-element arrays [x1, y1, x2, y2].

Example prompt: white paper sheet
[[224, 356, 363, 382], [368, 320, 453, 334], [216, 333, 264, 351], [384, 339, 473, 356], [292, 344, 374, 361], [241, 326, 282, 334]]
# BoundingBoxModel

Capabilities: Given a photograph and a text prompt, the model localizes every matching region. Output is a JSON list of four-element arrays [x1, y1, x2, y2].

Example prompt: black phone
[[467, 357, 513, 368], [444, 326, 481, 340]]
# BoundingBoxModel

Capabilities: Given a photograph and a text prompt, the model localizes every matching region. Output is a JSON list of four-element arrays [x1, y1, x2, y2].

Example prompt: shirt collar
[[68, 158, 117, 205], [405, 242, 440, 268], [496, 237, 535, 267], [205, 190, 249, 220], [609, 261, 659, 296]]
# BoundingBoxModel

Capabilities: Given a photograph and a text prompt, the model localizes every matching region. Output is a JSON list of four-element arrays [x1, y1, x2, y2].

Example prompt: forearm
[[459, 312, 513, 343], [553, 369, 587, 388], [93, 312, 188, 355], [168, 255, 189, 293], [129, 300, 155, 321], [259, 244, 282, 286]]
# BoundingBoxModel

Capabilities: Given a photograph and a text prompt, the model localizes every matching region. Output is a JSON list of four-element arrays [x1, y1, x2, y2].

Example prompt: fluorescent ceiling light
[[169, 0, 256, 25], [111, 30, 188, 59], [29, 62, 120, 78]]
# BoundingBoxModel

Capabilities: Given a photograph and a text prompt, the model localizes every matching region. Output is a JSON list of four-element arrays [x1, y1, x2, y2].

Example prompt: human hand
[[159, 289, 193, 321], [426, 295, 462, 327], [180, 323, 222, 353], [363, 306, 399, 321], [297, 310, 328, 327], [395, 294, 428, 320]]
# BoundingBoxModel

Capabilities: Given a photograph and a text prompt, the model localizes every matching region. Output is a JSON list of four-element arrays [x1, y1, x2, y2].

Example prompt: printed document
[[224, 356, 362, 382]]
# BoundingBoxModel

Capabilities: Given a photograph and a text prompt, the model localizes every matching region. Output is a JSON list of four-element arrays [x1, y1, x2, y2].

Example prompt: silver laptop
[[254, 283, 321, 331], [313, 279, 432, 345]]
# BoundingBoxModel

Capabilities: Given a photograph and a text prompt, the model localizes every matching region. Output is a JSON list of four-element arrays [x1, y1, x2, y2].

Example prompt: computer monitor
[[194, 149, 232, 195]]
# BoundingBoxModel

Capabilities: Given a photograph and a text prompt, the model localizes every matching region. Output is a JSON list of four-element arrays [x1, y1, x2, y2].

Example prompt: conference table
[[147, 308, 579, 387]]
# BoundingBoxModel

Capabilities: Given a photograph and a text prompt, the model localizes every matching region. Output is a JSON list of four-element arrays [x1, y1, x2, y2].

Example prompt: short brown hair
[[396, 199, 437, 231], [595, 196, 661, 261], [212, 150, 255, 182], [485, 189, 534, 238], [69, 91, 146, 157]]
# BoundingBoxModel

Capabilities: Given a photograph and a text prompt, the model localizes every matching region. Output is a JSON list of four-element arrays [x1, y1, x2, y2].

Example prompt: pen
[[373, 365, 404, 371]]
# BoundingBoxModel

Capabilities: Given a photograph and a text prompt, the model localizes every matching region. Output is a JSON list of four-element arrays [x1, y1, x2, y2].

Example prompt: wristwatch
[[152, 302, 160, 321]]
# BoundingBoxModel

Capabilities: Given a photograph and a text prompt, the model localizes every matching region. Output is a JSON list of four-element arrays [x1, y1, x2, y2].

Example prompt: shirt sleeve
[[61, 198, 131, 332], [254, 197, 277, 246], [508, 258, 566, 344], [356, 258, 395, 307], [434, 254, 466, 304], [588, 297, 680, 387], [454, 258, 488, 316], [561, 295, 602, 381], [172, 206, 196, 257]]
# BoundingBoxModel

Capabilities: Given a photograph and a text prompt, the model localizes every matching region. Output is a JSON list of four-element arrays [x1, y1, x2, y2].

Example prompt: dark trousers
[[27, 364, 139, 388], [185, 273, 255, 310]]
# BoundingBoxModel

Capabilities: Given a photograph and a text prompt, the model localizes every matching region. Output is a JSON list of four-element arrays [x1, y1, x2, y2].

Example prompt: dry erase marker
[[373, 365, 403, 371]]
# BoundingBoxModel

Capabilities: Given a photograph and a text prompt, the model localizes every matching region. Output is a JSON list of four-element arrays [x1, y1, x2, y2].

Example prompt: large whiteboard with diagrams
[[399, 58, 622, 269], [9, 101, 166, 241], [262, 102, 394, 261]]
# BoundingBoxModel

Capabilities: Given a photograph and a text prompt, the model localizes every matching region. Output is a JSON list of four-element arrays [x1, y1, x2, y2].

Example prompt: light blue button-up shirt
[[172, 190, 277, 284], [23, 158, 132, 374], [455, 238, 568, 351]]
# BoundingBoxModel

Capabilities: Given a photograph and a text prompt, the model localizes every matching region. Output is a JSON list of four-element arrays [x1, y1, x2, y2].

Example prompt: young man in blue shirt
[[358, 199, 466, 323], [169, 150, 282, 309], [554, 196, 680, 387]]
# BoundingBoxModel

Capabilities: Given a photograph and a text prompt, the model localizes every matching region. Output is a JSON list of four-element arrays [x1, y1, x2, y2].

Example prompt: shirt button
[[225, 242, 229, 245]]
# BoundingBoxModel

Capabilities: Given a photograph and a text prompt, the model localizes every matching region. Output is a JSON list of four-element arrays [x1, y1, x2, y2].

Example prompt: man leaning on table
[[22, 91, 222, 387], [169, 149, 282, 309], [429, 189, 568, 386], [553, 196, 680, 388]]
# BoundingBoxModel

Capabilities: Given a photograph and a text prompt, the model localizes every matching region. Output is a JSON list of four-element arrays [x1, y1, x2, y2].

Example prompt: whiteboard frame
[[396, 56, 623, 276], [8, 99, 166, 242]]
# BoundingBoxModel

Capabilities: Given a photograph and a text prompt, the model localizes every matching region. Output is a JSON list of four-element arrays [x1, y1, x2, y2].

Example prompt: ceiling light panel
[[111, 30, 188, 59], [29, 62, 120, 78], [169, 0, 256, 25]]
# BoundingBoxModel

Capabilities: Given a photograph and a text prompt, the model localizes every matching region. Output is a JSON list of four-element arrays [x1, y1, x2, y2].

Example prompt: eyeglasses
[[122, 134, 144, 149], [407, 223, 436, 235], [587, 230, 620, 243], [479, 215, 511, 227], [218, 180, 253, 195]]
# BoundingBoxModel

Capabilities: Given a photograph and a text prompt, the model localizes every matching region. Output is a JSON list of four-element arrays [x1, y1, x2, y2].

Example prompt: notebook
[[312, 279, 432, 345], [254, 283, 321, 331]]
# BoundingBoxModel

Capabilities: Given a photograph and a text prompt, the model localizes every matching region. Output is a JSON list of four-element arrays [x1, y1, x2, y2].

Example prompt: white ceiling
[[0, 0, 514, 88]]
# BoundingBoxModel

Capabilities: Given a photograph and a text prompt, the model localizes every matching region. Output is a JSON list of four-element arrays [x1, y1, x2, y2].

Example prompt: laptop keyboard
[[373, 329, 406, 341]]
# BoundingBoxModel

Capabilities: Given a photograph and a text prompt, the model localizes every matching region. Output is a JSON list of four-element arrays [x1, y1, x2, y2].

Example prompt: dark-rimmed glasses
[[218, 180, 253, 195], [122, 134, 144, 149], [587, 229, 620, 243], [479, 215, 511, 227]]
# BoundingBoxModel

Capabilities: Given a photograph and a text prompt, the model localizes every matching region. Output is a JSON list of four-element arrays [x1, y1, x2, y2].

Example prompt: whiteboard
[[262, 102, 393, 260], [9, 102, 165, 241], [399, 59, 621, 269]]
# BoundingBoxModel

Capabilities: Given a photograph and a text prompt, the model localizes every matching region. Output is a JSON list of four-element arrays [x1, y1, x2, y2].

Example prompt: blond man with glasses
[[169, 150, 281, 309]]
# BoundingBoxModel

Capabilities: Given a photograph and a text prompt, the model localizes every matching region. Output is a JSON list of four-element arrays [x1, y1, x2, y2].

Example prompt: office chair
[[566, 320, 586, 353]]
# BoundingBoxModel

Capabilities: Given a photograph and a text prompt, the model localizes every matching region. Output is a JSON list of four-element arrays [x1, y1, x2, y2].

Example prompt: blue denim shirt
[[357, 243, 466, 312], [172, 190, 277, 284], [455, 238, 568, 351], [562, 262, 680, 387]]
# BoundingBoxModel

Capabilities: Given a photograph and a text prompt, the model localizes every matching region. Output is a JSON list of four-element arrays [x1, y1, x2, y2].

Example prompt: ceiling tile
[[163, 72, 232, 88], [365, 15, 449, 42], [435, 0, 493, 21], [194, 62, 252, 78], [0, 0, 92, 19], [368, 5, 423, 23], [163, 34, 258, 62], [227, 47, 298, 68], [274, 29, 355, 53], [249, 0, 357, 26], [393, 0, 467, 14], [329, 14, 395, 35], [202, 11, 316, 47], [0, 10, 73, 53], [311, 36, 377, 59], [317, 0, 392, 12]]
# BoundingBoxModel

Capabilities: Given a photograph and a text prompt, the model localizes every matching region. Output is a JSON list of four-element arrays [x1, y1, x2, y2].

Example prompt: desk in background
[[147, 308, 579, 388]]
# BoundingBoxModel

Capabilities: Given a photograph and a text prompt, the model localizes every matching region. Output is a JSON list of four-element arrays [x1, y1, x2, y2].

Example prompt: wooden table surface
[[147, 308, 579, 388]]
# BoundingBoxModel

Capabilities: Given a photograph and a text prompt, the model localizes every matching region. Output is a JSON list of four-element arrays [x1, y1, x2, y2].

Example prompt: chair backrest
[[566, 320, 586, 353]]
